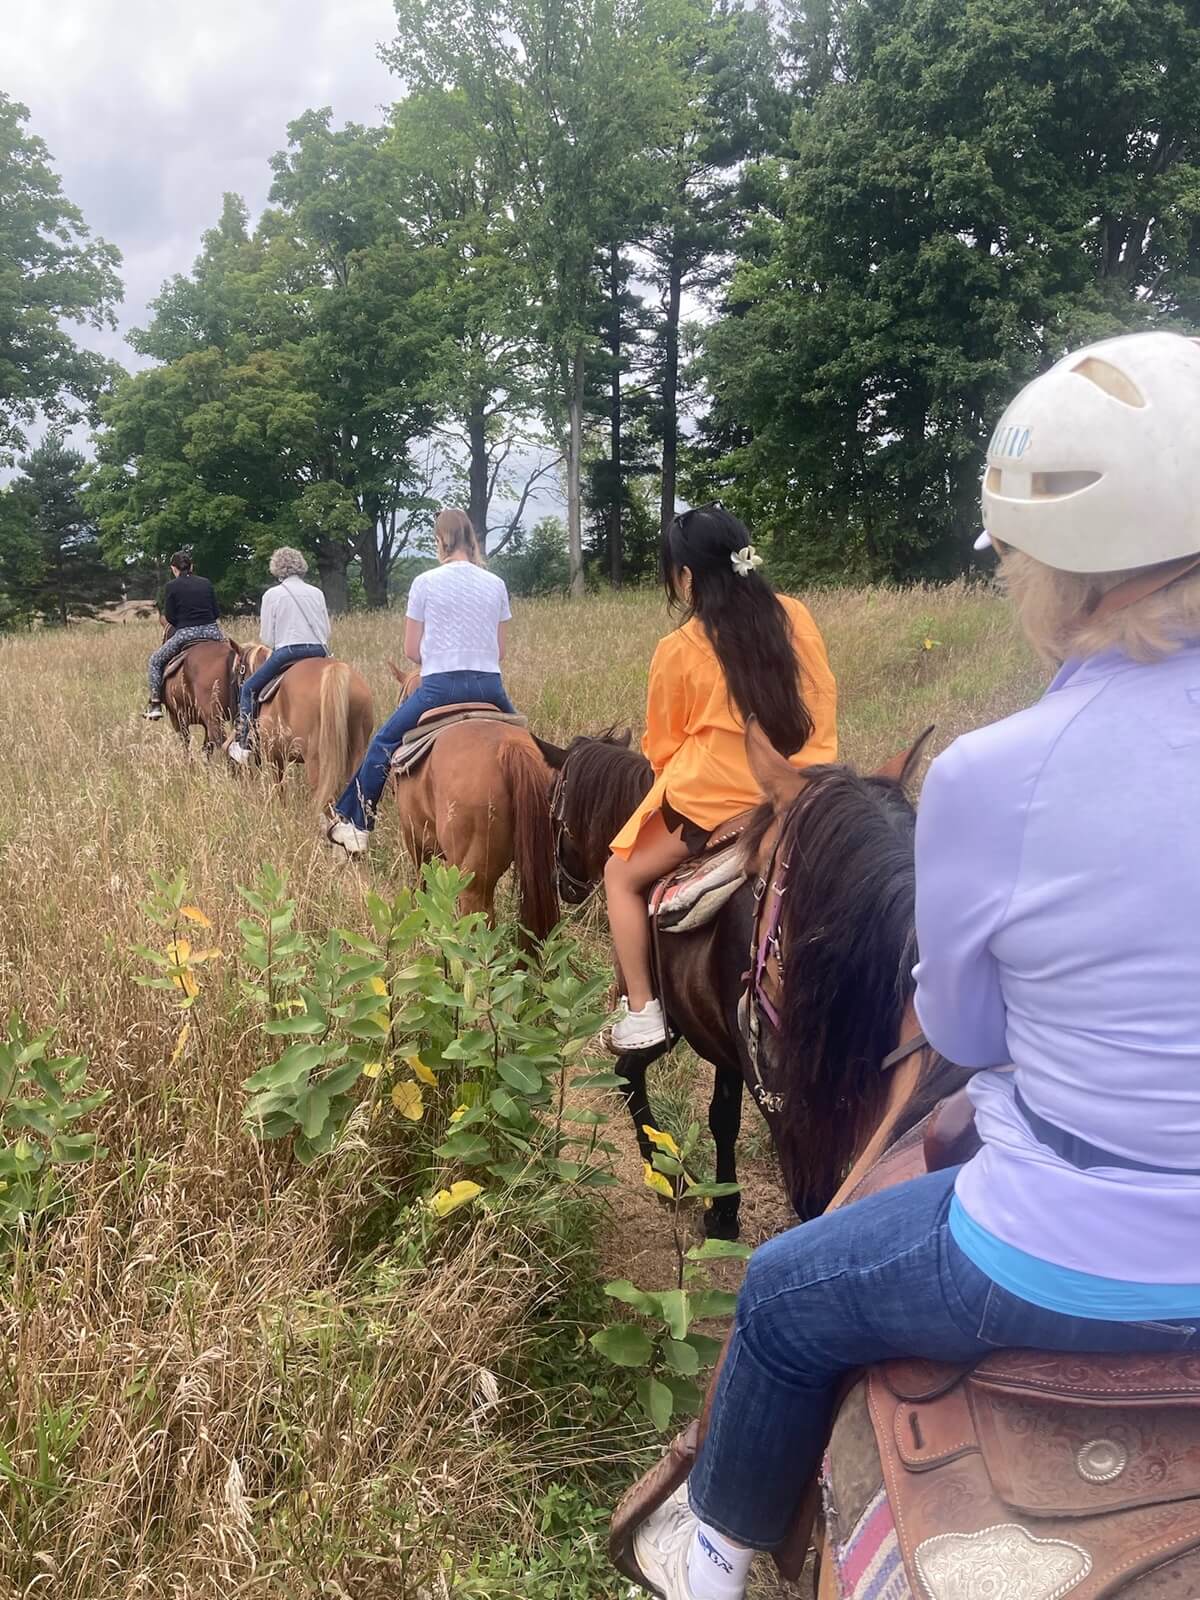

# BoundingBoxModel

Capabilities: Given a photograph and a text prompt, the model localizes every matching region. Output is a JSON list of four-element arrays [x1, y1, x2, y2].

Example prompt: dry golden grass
[[0, 584, 1040, 1597]]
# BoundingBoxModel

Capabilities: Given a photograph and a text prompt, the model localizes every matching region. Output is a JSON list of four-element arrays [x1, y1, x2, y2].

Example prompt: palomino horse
[[613, 729, 1200, 1596], [533, 727, 930, 1239], [243, 646, 374, 812], [388, 666, 559, 943], [161, 637, 244, 754]]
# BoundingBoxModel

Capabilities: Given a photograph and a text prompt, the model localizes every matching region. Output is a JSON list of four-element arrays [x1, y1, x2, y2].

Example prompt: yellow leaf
[[449, 1103, 468, 1124], [408, 1054, 437, 1086], [642, 1125, 680, 1158], [170, 969, 200, 999], [427, 1180, 483, 1218], [922, 637, 941, 651], [369, 976, 388, 996], [361, 1061, 383, 1079], [169, 1020, 191, 1067], [167, 938, 192, 965], [180, 906, 212, 928], [391, 1081, 425, 1121], [187, 947, 222, 964], [370, 1011, 390, 1031], [643, 1161, 675, 1199]]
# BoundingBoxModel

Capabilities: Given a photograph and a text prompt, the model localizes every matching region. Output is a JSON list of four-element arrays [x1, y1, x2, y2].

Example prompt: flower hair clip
[[731, 545, 763, 577]]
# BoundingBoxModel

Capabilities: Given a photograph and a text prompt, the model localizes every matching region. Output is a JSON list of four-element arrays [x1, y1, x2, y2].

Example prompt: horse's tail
[[314, 660, 353, 811], [497, 736, 559, 945]]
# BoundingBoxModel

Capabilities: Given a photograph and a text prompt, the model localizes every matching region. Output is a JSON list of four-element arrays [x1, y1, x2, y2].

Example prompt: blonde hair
[[435, 508, 484, 565], [997, 543, 1200, 666]]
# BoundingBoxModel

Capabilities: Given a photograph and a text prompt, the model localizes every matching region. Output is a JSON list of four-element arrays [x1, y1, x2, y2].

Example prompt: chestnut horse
[[243, 646, 374, 811], [388, 666, 559, 943], [162, 637, 244, 754]]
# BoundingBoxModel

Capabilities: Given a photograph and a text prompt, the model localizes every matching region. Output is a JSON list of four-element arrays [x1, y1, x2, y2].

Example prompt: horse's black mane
[[562, 732, 654, 869], [752, 764, 964, 1215]]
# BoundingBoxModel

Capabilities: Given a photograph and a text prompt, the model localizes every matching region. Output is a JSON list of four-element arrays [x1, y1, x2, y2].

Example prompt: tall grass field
[[0, 584, 1040, 1598]]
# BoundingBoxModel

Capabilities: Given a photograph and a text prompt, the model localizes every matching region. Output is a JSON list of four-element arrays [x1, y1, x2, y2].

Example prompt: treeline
[[3, 0, 1199, 622]]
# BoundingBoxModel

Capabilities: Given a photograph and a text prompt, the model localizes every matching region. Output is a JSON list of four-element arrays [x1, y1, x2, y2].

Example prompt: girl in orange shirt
[[606, 505, 837, 1051]]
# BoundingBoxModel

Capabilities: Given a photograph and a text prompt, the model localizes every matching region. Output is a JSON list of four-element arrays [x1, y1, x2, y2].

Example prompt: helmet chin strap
[[1086, 552, 1200, 621]]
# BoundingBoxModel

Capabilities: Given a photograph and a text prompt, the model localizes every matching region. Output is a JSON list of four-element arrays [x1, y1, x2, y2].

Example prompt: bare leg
[[603, 811, 690, 1011]]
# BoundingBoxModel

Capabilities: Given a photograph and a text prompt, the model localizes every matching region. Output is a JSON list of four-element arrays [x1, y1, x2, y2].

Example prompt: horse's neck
[[826, 999, 927, 1211]]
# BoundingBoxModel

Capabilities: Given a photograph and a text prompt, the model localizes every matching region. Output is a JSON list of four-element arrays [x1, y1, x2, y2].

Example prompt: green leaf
[[683, 1180, 741, 1200], [433, 1133, 493, 1165], [658, 1289, 690, 1341], [589, 1323, 654, 1369], [636, 1374, 674, 1431], [603, 1280, 659, 1316], [687, 1333, 725, 1366], [686, 1238, 753, 1262], [662, 1375, 704, 1416], [662, 1339, 701, 1376], [687, 1290, 739, 1321], [496, 1057, 543, 1094]]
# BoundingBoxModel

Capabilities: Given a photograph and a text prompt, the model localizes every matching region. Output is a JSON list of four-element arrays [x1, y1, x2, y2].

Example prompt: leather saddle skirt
[[255, 664, 303, 706], [162, 642, 220, 683], [388, 706, 529, 777]]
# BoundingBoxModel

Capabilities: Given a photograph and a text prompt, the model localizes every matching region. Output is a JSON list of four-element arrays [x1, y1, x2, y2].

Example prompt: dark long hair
[[664, 506, 813, 755]]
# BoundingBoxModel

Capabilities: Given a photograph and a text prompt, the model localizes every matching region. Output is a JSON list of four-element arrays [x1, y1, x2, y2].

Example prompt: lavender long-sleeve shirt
[[914, 644, 1200, 1289]]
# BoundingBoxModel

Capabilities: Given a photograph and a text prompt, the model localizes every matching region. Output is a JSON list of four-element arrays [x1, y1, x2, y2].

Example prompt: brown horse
[[243, 646, 374, 811], [162, 638, 244, 754], [388, 666, 559, 942]]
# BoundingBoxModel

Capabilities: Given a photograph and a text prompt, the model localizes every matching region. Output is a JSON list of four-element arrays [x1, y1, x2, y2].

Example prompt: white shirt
[[407, 561, 511, 677], [260, 576, 331, 650]]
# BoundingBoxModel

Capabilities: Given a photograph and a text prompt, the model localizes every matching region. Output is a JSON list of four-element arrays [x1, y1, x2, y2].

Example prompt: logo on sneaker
[[697, 1532, 734, 1575]]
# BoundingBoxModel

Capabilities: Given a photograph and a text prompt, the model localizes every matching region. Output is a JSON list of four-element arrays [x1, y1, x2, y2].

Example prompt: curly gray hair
[[269, 546, 309, 580]]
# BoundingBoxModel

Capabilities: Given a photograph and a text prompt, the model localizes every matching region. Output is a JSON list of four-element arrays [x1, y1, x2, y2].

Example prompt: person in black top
[[144, 551, 225, 719]]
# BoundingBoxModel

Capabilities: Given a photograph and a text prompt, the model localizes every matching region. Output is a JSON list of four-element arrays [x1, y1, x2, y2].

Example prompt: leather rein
[[549, 769, 600, 904]]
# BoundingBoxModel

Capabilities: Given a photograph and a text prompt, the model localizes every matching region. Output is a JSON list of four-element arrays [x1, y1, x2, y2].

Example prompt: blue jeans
[[690, 1166, 1199, 1549], [334, 669, 516, 831], [236, 643, 329, 741]]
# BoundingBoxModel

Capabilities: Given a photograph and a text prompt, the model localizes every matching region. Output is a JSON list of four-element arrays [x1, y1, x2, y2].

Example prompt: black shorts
[[662, 798, 713, 855]]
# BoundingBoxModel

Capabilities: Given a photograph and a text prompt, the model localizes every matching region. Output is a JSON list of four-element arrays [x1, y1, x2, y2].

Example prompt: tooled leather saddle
[[611, 1094, 1200, 1599]]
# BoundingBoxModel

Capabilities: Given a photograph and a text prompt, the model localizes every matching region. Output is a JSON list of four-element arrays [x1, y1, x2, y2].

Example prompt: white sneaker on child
[[608, 996, 668, 1053], [226, 740, 252, 765]]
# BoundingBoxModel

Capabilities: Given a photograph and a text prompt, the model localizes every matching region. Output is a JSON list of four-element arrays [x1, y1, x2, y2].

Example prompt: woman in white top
[[327, 509, 514, 852], [227, 547, 331, 764]]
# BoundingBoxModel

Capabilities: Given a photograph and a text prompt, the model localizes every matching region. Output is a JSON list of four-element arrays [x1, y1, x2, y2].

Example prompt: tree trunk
[[316, 544, 350, 614], [358, 529, 388, 609], [468, 397, 490, 553], [608, 242, 623, 587], [659, 246, 683, 532], [567, 342, 585, 597]]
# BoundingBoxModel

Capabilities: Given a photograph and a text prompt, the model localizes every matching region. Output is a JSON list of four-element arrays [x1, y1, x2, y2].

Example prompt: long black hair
[[664, 505, 813, 755]]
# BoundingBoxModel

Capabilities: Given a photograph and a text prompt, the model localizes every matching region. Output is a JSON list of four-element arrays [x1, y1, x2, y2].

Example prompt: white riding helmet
[[977, 331, 1200, 573]]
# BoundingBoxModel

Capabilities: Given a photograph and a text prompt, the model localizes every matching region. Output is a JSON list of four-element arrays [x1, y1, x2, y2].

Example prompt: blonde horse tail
[[497, 736, 560, 946], [314, 660, 353, 811]]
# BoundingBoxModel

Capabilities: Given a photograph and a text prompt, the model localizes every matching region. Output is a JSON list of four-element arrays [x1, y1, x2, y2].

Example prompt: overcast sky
[[7, 0, 400, 367]]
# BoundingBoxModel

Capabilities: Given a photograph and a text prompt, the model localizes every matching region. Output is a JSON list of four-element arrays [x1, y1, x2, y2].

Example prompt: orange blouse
[[610, 595, 837, 858]]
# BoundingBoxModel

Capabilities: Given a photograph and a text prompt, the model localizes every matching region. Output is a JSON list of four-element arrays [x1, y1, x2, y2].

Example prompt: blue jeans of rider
[[334, 669, 516, 831], [147, 623, 224, 700], [689, 1166, 1199, 1549], [236, 643, 329, 742]]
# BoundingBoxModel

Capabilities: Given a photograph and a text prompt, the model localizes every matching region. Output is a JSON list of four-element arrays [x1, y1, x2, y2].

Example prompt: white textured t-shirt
[[407, 561, 512, 677]]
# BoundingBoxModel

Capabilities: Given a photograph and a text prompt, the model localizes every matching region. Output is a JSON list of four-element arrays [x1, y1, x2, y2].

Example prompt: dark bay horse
[[389, 667, 559, 943], [535, 724, 934, 1238], [243, 645, 374, 812], [162, 638, 243, 754]]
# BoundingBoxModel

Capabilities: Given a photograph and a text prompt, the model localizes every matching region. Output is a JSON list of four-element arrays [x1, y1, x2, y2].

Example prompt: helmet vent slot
[[1072, 357, 1145, 407], [1031, 470, 1102, 498]]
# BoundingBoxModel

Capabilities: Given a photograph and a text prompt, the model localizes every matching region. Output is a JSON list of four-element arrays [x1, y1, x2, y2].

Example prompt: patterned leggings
[[148, 624, 225, 699]]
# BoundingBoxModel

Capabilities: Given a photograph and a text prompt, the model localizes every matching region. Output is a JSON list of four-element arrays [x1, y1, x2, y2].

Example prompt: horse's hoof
[[703, 1210, 741, 1242]]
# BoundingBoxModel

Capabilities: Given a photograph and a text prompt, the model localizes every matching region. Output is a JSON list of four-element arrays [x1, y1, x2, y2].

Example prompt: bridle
[[550, 767, 599, 904], [744, 813, 930, 1112]]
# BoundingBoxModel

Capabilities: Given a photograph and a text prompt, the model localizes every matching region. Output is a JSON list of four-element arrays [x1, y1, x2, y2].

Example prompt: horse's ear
[[745, 716, 807, 808], [386, 659, 407, 685], [875, 725, 936, 790], [532, 735, 567, 769], [616, 727, 633, 748]]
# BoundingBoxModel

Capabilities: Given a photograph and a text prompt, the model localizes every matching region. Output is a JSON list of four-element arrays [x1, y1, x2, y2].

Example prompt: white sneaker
[[143, 704, 164, 720], [227, 740, 252, 765], [633, 1484, 699, 1600], [609, 996, 668, 1053], [327, 817, 371, 855]]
